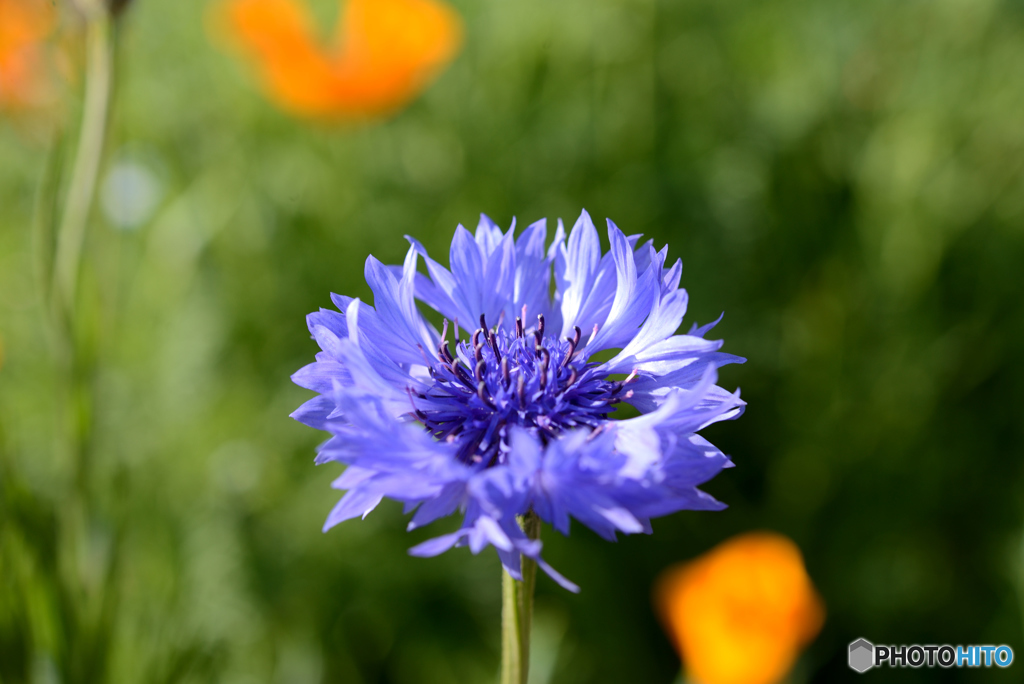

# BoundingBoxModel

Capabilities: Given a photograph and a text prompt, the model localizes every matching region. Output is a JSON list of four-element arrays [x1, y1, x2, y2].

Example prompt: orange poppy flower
[[655, 532, 825, 684], [213, 0, 463, 120], [0, 0, 57, 110]]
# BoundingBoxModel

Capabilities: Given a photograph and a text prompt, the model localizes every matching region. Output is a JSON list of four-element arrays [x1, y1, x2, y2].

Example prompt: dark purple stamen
[[477, 381, 496, 409], [452, 359, 474, 386], [439, 320, 453, 362], [488, 330, 502, 364], [610, 371, 637, 395], [416, 343, 434, 367], [561, 326, 582, 369], [419, 313, 628, 464], [538, 347, 550, 390], [473, 331, 484, 364]]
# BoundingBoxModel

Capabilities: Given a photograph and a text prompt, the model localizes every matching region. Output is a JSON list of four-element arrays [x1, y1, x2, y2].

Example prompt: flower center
[[412, 314, 631, 467]]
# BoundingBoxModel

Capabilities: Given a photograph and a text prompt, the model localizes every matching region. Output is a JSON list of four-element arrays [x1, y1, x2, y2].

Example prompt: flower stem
[[501, 511, 540, 684], [53, 7, 114, 319]]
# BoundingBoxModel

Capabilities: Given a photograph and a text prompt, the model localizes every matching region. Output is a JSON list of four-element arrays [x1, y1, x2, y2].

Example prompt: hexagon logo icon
[[849, 638, 875, 673]]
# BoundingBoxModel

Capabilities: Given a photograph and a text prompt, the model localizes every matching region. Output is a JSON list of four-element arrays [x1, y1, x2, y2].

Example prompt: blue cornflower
[[292, 211, 745, 591]]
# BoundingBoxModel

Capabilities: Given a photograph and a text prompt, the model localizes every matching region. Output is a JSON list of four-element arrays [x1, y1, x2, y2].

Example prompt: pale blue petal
[[290, 395, 336, 430], [449, 225, 486, 319], [323, 489, 384, 531], [408, 531, 466, 557]]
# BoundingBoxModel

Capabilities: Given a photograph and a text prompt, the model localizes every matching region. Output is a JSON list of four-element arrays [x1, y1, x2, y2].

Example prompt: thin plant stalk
[[53, 7, 114, 320], [501, 511, 541, 684], [31, 130, 67, 348], [48, 2, 117, 491], [51, 6, 123, 680]]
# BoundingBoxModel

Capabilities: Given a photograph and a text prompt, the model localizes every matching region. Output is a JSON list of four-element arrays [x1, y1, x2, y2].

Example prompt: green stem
[[53, 8, 114, 319], [31, 130, 68, 357], [501, 511, 540, 684]]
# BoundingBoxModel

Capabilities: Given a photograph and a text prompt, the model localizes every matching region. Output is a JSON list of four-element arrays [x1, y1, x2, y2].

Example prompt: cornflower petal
[[558, 210, 602, 335], [449, 225, 487, 318], [293, 212, 745, 588], [323, 489, 384, 531], [363, 250, 436, 364], [512, 219, 550, 317]]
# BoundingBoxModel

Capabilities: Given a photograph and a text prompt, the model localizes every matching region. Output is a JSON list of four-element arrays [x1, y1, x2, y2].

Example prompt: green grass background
[[2, 0, 1024, 682]]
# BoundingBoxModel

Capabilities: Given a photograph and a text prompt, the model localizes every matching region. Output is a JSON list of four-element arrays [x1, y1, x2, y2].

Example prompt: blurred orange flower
[[213, 0, 463, 120], [655, 532, 825, 684], [0, 0, 57, 110]]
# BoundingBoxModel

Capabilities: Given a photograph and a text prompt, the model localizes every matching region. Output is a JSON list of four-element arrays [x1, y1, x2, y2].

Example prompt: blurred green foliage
[[3, 0, 1024, 682]]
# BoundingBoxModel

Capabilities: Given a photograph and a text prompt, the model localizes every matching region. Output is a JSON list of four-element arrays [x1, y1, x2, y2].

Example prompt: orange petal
[[655, 532, 825, 684], [0, 0, 56, 109], [326, 0, 463, 115], [215, 0, 341, 115], [214, 0, 462, 119], [0, 0, 53, 46]]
